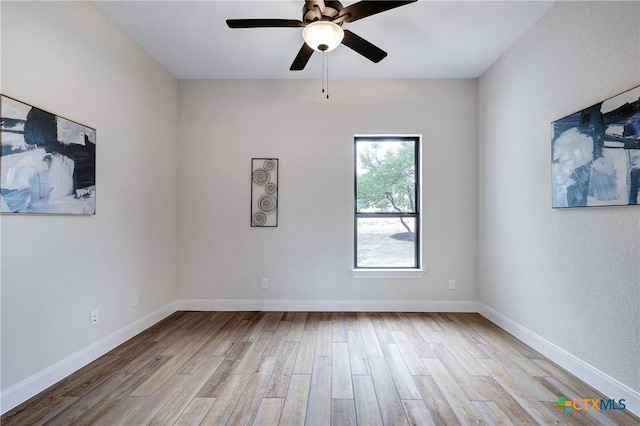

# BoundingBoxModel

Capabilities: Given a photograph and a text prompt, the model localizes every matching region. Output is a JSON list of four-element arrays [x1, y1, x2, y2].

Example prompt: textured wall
[[479, 1, 640, 392], [177, 79, 478, 304], [1, 1, 178, 391]]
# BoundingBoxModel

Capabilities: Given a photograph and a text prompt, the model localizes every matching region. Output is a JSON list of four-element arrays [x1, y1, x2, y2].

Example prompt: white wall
[[0, 0, 178, 400], [479, 0, 639, 397], [177, 79, 478, 307]]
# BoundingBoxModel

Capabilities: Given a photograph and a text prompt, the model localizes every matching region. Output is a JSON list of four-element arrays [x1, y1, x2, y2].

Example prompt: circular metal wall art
[[264, 182, 277, 195], [251, 158, 278, 227], [252, 211, 267, 226], [252, 168, 270, 186], [263, 159, 276, 171], [258, 194, 277, 214]]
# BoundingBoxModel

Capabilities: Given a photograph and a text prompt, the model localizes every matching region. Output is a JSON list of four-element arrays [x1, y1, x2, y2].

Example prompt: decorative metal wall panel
[[251, 158, 278, 227]]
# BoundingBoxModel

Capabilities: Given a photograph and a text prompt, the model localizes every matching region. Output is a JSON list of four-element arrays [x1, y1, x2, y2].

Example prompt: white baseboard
[[175, 298, 480, 312], [0, 301, 177, 415], [478, 303, 640, 417]]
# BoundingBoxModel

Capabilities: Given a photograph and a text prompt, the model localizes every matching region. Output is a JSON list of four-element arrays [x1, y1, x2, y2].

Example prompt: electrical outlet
[[261, 278, 268, 289], [448, 279, 456, 290], [133, 293, 139, 307], [90, 310, 99, 327]]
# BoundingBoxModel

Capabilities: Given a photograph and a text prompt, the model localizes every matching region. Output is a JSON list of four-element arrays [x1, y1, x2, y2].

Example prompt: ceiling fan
[[226, 1, 417, 71]]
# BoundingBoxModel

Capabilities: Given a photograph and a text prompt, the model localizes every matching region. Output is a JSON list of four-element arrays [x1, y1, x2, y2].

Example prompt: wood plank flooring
[[2, 311, 638, 425]]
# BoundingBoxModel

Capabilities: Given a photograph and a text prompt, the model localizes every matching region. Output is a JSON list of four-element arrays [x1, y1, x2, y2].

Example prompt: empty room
[[1, 1, 638, 425]]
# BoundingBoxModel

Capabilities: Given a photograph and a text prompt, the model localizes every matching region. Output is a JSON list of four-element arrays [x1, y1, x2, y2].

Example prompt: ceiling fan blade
[[341, 30, 387, 63], [226, 19, 305, 28], [336, 1, 416, 23], [290, 43, 315, 71]]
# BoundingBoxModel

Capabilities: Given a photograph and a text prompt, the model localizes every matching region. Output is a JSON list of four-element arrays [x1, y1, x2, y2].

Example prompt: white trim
[[0, 301, 177, 415], [352, 269, 425, 279], [176, 298, 479, 313], [478, 303, 640, 417]]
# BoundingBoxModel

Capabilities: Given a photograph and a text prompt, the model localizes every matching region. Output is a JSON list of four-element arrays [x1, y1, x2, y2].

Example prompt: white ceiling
[[93, 0, 554, 80]]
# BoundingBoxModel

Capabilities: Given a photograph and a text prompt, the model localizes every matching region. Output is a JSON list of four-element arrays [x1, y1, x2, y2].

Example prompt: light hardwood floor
[[2, 311, 638, 425]]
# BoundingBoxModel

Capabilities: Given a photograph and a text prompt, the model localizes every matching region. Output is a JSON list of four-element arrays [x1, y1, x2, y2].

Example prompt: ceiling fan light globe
[[302, 21, 344, 52]]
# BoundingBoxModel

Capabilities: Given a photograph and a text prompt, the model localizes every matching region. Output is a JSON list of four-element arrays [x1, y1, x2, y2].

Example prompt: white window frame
[[352, 134, 424, 279]]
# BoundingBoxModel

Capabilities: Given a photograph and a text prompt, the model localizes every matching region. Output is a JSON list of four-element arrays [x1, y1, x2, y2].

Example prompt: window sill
[[352, 269, 425, 279]]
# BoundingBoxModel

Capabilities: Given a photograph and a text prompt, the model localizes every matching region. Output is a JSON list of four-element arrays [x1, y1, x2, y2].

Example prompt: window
[[354, 135, 421, 270]]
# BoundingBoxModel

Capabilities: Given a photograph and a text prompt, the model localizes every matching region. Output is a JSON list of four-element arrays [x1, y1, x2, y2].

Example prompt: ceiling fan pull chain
[[322, 51, 325, 95], [326, 52, 329, 100]]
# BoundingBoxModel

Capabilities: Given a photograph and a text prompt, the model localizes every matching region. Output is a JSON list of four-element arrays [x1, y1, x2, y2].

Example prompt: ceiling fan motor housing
[[303, 1, 344, 23]]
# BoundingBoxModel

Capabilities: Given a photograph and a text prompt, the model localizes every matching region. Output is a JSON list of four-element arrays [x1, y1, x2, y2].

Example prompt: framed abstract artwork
[[251, 158, 278, 227], [1, 95, 96, 214], [552, 85, 640, 208]]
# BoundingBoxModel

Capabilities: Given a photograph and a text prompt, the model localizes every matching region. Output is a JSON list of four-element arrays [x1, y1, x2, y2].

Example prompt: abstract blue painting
[[552, 86, 640, 208], [1, 95, 96, 214]]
